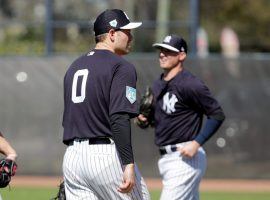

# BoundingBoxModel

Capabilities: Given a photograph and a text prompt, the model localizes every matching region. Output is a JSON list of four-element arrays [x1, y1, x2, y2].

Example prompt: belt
[[68, 138, 111, 146], [159, 144, 178, 155]]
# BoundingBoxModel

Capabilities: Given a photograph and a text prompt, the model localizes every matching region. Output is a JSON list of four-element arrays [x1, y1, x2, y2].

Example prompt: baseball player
[[0, 132, 17, 200], [62, 9, 150, 200], [137, 35, 225, 200]]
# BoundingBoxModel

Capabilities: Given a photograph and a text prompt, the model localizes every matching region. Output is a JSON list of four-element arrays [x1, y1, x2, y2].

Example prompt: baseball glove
[[0, 158, 17, 188], [52, 181, 66, 200], [135, 86, 155, 128]]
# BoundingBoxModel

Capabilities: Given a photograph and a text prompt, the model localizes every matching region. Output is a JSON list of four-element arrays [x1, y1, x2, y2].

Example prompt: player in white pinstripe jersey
[[62, 9, 150, 200], [137, 35, 225, 200]]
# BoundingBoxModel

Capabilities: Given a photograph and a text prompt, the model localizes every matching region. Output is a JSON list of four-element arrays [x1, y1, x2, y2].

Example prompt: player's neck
[[95, 42, 115, 53], [163, 65, 183, 81]]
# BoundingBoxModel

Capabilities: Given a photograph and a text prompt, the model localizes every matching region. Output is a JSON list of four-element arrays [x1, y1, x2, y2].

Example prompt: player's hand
[[118, 163, 135, 193], [178, 141, 200, 158], [6, 154, 17, 162], [137, 114, 148, 122], [134, 114, 150, 129]]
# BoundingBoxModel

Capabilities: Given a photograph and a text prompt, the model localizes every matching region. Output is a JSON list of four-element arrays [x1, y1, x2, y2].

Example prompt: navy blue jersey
[[152, 69, 223, 147], [62, 49, 138, 144]]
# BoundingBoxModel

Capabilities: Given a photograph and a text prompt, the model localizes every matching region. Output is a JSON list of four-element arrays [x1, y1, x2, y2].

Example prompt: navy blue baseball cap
[[153, 35, 188, 53], [94, 9, 142, 36]]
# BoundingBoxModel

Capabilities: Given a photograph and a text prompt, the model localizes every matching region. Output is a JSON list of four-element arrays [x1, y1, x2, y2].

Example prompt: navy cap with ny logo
[[153, 35, 188, 53], [94, 9, 142, 36]]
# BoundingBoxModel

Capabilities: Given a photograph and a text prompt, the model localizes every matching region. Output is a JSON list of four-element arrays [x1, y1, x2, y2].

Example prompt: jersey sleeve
[[109, 62, 138, 117], [185, 79, 224, 118]]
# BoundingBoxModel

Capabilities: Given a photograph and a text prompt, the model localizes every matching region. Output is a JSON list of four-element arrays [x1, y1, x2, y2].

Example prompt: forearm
[[110, 113, 134, 165], [195, 117, 224, 146], [0, 136, 17, 160]]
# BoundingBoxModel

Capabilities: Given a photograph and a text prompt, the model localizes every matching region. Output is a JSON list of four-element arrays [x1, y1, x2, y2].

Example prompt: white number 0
[[72, 69, 89, 103]]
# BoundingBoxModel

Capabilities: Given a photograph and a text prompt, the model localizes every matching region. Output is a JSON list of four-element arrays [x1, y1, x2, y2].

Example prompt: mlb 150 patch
[[126, 86, 136, 104]]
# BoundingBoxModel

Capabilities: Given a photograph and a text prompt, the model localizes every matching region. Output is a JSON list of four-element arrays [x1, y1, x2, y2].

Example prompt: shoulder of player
[[65, 55, 83, 75], [152, 79, 160, 93], [68, 52, 90, 68], [176, 69, 204, 87], [113, 58, 136, 74], [94, 50, 135, 70], [72, 50, 134, 67], [169, 69, 209, 97]]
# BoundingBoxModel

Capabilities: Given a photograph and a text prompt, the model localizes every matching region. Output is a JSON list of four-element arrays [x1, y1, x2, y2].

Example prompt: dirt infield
[[11, 176, 270, 192]]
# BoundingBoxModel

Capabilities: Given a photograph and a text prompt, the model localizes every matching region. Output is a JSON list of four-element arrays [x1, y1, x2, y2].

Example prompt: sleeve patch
[[126, 86, 136, 104]]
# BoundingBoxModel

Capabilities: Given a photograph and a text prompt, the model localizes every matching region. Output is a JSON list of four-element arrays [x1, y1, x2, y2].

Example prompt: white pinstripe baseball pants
[[158, 142, 207, 200], [63, 140, 150, 200]]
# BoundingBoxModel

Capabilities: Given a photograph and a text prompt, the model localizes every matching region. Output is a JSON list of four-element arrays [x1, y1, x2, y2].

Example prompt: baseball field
[[1, 176, 269, 200]]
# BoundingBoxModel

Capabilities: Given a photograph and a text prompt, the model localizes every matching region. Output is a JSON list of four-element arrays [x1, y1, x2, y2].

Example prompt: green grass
[[1, 187, 270, 200], [0, 187, 58, 200], [201, 191, 270, 200], [151, 190, 270, 200]]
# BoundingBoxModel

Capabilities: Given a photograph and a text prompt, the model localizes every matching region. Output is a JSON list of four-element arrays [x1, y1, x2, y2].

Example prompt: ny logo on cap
[[164, 36, 172, 43], [109, 19, 118, 27]]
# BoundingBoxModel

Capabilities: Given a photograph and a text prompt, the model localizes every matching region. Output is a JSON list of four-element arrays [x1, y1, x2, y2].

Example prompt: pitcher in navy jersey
[[137, 35, 225, 200], [62, 9, 150, 200]]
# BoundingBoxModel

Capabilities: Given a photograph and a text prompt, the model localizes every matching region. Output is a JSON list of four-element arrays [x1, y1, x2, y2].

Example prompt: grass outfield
[[1, 187, 270, 200]]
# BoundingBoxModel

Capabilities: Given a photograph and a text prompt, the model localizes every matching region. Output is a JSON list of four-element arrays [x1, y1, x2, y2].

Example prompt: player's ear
[[108, 29, 116, 42], [179, 52, 187, 61]]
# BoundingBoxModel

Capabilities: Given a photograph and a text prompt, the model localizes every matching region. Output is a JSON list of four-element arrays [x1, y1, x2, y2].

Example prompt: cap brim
[[120, 22, 142, 29], [152, 43, 180, 52]]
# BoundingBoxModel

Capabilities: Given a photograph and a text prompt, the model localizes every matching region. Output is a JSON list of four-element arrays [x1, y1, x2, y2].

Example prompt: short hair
[[95, 33, 108, 43]]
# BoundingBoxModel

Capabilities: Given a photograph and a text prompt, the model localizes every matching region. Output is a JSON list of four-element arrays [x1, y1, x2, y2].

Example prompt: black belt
[[68, 138, 111, 146], [159, 145, 178, 155]]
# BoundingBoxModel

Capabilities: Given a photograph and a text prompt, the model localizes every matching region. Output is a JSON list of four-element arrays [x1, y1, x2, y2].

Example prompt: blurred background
[[0, 0, 269, 179]]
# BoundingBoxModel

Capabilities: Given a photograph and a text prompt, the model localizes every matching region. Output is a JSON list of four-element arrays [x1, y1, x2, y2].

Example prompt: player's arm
[[180, 113, 224, 155], [110, 113, 134, 165], [194, 112, 225, 146], [0, 132, 17, 161], [192, 81, 226, 146], [180, 114, 225, 158], [180, 81, 225, 157], [110, 113, 135, 193], [109, 62, 138, 193]]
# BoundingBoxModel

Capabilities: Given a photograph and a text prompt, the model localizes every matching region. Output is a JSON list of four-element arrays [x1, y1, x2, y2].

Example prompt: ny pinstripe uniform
[[149, 35, 225, 200], [63, 140, 149, 200], [62, 9, 150, 200]]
